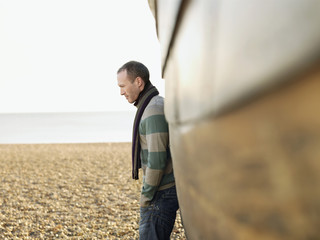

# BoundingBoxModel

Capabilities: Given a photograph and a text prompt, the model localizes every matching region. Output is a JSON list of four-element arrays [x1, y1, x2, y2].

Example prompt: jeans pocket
[[161, 186, 177, 200]]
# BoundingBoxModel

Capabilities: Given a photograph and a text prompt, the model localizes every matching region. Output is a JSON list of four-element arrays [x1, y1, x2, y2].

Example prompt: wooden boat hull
[[170, 71, 320, 239], [148, 0, 320, 238]]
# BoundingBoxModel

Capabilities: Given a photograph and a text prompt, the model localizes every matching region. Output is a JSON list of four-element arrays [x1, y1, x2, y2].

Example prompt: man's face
[[117, 70, 142, 104]]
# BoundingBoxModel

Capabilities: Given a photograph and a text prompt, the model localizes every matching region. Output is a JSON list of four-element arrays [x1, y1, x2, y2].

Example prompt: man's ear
[[136, 77, 144, 89]]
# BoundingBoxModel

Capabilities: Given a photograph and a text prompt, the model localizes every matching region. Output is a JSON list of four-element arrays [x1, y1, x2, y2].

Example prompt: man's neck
[[134, 81, 151, 107]]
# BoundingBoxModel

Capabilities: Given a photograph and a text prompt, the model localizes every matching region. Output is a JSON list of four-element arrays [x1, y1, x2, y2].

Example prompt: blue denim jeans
[[139, 185, 179, 240]]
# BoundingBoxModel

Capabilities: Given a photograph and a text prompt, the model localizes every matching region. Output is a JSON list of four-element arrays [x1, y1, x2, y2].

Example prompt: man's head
[[117, 61, 150, 104]]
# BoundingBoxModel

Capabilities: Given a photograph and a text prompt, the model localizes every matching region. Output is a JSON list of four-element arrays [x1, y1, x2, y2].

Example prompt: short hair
[[117, 61, 150, 84]]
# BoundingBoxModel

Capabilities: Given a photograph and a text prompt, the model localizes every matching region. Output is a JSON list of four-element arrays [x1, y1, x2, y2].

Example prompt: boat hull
[[170, 71, 320, 239], [147, 0, 320, 238]]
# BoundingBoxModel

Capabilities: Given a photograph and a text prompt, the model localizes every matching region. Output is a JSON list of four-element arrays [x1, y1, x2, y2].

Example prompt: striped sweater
[[139, 95, 175, 207]]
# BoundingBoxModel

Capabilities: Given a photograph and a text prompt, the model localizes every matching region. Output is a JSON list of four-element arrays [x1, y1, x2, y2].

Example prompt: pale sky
[[0, 0, 163, 113]]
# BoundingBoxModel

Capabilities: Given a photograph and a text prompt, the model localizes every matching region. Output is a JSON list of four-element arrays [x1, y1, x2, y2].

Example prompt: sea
[[0, 111, 135, 144]]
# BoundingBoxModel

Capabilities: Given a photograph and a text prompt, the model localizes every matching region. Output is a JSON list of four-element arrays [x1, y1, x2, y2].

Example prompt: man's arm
[[140, 113, 169, 207]]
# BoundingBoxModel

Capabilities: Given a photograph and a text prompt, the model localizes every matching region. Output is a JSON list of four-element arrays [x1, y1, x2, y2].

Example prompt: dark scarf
[[132, 82, 159, 179]]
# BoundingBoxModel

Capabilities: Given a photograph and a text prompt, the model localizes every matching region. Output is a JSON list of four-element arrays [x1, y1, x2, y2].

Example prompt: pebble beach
[[0, 143, 185, 239]]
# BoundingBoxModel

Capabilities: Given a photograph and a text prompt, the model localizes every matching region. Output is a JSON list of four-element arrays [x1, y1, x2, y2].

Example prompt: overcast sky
[[0, 0, 163, 113]]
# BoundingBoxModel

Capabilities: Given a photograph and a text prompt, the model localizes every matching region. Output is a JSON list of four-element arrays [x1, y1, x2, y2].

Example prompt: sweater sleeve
[[140, 114, 169, 207]]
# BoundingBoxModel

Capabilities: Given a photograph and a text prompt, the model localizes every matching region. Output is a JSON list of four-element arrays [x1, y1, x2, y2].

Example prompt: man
[[117, 61, 179, 239]]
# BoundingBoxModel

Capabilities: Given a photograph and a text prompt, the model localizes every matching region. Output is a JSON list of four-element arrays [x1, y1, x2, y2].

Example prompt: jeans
[[139, 185, 179, 240]]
